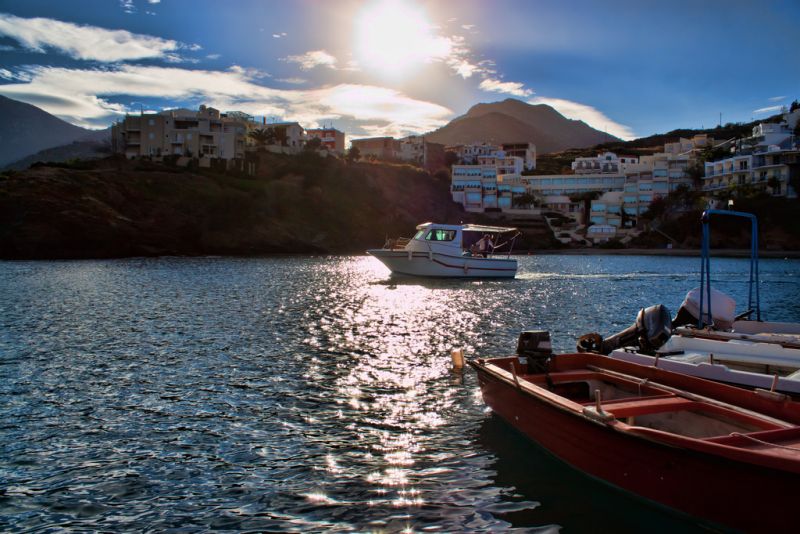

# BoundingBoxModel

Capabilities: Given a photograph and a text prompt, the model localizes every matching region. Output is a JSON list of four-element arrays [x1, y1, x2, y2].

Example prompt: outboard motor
[[517, 330, 553, 373], [577, 304, 672, 355]]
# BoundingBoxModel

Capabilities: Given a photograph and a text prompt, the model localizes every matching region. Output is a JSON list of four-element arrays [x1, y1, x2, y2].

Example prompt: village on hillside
[[109, 100, 800, 247]]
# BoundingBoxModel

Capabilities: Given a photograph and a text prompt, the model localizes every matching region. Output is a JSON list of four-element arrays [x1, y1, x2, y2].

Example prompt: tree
[[568, 190, 601, 226], [790, 100, 799, 113], [304, 137, 323, 151], [346, 146, 361, 163], [248, 128, 276, 150], [767, 176, 781, 196], [641, 196, 666, 220], [512, 192, 535, 209], [444, 151, 459, 168]]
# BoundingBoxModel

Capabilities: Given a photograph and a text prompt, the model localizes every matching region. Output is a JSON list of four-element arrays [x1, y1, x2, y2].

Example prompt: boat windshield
[[413, 229, 426, 240], [425, 229, 457, 242]]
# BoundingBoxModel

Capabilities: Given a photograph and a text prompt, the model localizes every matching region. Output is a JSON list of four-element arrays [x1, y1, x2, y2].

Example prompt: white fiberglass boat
[[580, 210, 800, 396], [367, 222, 520, 278]]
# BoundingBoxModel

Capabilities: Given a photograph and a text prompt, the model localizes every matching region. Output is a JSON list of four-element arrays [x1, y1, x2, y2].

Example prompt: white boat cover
[[681, 287, 736, 330]]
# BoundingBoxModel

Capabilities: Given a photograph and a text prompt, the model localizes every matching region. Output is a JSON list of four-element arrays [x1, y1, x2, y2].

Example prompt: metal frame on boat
[[367, 222, 520, 278], [592, 210, 800, 395]]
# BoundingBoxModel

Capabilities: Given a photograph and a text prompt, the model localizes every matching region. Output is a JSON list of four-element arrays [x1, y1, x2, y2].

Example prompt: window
[[425, 229, 456, 241], [148, 133, 154, 140], [187, 133, 193, 140], [148, 118, 155, 126]]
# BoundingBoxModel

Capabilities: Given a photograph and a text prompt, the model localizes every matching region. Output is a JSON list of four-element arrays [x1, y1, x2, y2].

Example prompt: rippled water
[[2, 255, 799, 532]]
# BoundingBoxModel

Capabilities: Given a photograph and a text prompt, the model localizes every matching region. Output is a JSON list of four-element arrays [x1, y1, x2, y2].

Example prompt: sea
[[2, 254, 799, 532]]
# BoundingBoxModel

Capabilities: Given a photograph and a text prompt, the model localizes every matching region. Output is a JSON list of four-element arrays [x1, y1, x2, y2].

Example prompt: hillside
[[5, 133, 112, 171], [0, 153, 554, 259], [425, 98, 619, 153], [0, 95, 105, 167]]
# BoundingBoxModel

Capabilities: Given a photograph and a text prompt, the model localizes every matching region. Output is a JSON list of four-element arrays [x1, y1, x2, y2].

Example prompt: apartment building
[[350, 137, 399, 160], [663, 134, 716, 156], [268, 121, 306, 150], [702, 120, 799, 198], [571, 151, 641, 174], [501, 142, 537, 170], [446, 142, 537, 170], [112, 105, 254, 160], [450, 148, 527, 212], [306, 127, 345, 153]]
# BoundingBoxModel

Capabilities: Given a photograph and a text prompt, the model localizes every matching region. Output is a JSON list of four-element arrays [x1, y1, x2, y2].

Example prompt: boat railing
[[383, 236, 411, 250], [489, 231, 522, 259]]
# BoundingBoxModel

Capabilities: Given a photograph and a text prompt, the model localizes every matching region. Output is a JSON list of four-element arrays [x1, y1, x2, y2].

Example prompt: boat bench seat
[[601, 397, 697, 418]]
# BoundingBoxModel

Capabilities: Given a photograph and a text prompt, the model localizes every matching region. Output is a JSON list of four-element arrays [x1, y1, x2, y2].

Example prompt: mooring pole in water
[[451, 348, 465, 369]]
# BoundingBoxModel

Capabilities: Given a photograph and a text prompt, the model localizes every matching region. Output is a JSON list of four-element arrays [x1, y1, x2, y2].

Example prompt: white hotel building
[[702, 118, 799, 198], [450, 149, 527, 211]]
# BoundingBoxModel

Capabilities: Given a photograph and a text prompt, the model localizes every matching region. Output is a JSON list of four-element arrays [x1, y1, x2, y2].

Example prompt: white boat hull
[[367, 249, 517, 278], [609, 334, 800, 395]]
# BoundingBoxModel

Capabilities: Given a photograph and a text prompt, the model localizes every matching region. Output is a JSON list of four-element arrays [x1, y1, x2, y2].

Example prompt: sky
[[0, 0, 798, 143]]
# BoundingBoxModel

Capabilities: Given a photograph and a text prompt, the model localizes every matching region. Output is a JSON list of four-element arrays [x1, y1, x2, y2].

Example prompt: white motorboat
[[367, 222, 520, 278], [580, 209, 800, 396]]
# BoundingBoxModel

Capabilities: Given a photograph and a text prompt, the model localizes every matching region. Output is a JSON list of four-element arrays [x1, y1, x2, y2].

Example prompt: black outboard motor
[[517, 330, 553, 373], [577, 304, 672, 355]]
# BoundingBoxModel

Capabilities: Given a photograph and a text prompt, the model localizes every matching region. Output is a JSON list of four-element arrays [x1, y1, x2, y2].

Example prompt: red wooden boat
[[470, 350, 800, 532]]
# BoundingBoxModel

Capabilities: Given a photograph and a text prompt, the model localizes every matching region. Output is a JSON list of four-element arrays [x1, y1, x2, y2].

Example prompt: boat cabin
[[405, 223, 518, 256]]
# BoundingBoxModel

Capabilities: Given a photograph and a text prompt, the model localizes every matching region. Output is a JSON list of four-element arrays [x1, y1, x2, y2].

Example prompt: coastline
[[529, 248, 800, 258], [3, 248, 800, 261]]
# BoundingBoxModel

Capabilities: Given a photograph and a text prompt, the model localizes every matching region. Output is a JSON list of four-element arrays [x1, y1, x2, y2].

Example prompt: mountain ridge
[[0, 95, 107, 167], [425, 98, 620, 153]]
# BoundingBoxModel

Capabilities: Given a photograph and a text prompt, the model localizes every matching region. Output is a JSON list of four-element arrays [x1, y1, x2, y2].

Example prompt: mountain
[[425, 98, 620, 153], [4, 134, 112, 171], [0, 95, 105, 168]]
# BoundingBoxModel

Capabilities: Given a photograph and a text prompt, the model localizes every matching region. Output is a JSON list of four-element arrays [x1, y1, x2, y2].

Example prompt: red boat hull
[[475, 365, 798, 532]]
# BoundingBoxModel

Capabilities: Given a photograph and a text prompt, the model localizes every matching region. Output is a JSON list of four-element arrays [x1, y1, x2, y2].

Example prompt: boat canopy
[[461, 224, 518, 234], [414, 222, 517, 233]]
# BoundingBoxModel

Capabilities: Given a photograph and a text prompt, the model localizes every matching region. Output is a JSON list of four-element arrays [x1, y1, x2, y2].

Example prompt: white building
[[572, 152, 641, 174], [702, 120, 799, 198], [398, 135, 425, 163], [451, 148, 527, 212], [447, 142, 536, 171], [663, 134, 716, 156], [112, 105, 255, 161], [268, 121, 306, 150]]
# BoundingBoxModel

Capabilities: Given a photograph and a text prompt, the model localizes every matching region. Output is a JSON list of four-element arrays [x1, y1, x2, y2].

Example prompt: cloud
[[479, 78, 533, 97], [120, 0, 135, 14], [0, 68, 32, 81], [148, 0, 161, 3], [461, 24, 475, 30], [768, 95, 786, 102], [272, 32, 287, 39], [284, 49, 338, 70], [0, 13, 190, 62], [0, 64, 453, 136], [529, 96, 635, 140], [277, 77, 307, 85], [206, 53, 221, 60], [753, 105, 784, 114]]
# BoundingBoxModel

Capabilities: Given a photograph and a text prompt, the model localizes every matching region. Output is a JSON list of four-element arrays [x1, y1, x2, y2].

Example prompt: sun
[[355, 0, 451, 78]]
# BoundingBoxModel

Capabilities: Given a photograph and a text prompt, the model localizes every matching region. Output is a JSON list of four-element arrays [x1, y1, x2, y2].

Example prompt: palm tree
[[248, 128, 276, 150]]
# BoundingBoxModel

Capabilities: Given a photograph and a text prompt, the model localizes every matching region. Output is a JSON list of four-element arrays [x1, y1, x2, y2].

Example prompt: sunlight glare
[[356, 0, 451, 77]]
